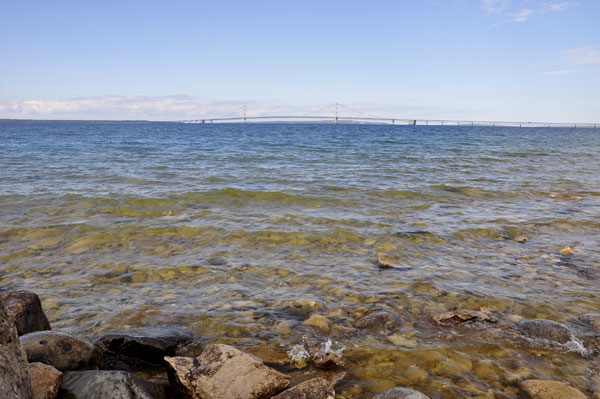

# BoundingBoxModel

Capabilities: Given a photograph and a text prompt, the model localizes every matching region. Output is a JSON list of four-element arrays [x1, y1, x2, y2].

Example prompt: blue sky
[[0, 0, 598, 122]]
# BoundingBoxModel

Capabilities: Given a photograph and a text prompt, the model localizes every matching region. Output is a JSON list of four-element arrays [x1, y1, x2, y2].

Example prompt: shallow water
[[1, 122, 599, 398]]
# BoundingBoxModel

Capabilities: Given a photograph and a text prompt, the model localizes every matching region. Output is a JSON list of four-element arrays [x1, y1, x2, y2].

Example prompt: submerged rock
[[28, 362, 62, 399], [0, 291, 51, 336], [59, 370, 167, 399], [94, 327, 192, 371], [0, 298, 34, 399], [515, 319, 572, 344], [305, 339, 345, 369], [353, 311, 397, 331], [559, 246, 574, 256], [21, 331, 102, 372], [580, 313, 600, 331], [433, 309, 497, 325], [520, 379, 586, 399], [164, 343, 291, 399], [272, 377, 335, 399], [377, 256, 410, 270], [371, 387, 430, 399]]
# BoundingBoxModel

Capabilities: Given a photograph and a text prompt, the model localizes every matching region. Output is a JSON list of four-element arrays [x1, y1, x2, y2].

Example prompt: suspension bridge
[[181, 103, 598, 128]]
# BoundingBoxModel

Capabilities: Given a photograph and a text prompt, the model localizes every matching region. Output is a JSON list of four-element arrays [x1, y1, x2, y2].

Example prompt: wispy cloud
[[539, 69, 574, 76], [484, 0, 573, 22], [0, 96, 456, 121], [563, 46, 600, 65]]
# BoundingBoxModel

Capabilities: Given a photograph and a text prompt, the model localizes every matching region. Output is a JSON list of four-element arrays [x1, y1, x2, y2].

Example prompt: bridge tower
[[334, 103, 339, 124], [243, 105, 247, 123]]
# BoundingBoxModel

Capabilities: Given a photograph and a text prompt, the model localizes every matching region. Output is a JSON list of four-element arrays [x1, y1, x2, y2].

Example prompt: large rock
[[58, 370, 167, 399], [372, 387, 431, 399], [28, 362, 63, 399], [21, 331, 102, 372], [94, 327, 192, 372], [515, 320, 572, 344], [272, 377, 335, 399], [0, 291, 51, 336], [520, 379, 587, 399], [0, 298, 34, 399], [433, 309, 496, 325], [164, 343, 291, 399]]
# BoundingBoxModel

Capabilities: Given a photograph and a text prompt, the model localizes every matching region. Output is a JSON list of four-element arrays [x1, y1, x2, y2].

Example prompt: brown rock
[[0, 298, 34, 399], [305, 340, 345, 369], [520, 379, 587, 399], [28, 362, 62, 399], [164, 343, 291, 399], [433, 309, 497, 325], [372, 387, 430, 399], [353, 311, 397, 331], [272, 377, 335, 399], [20, 331, 102, 372], [0, 291, 51, 336]]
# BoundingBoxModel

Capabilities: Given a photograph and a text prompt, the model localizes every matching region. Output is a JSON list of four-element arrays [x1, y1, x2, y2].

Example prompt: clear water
[[1, 122, 599, 398]]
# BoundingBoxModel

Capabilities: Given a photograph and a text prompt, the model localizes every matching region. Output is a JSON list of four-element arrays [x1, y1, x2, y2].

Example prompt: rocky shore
[[1, 290, 598, 399]]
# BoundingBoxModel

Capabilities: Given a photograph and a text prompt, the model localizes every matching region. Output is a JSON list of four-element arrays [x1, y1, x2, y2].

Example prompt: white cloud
[[0, 96, 457, 121], [484, 0, 573, 22], [563, 46, 600, 65], [483, 0, 510, 13], [539, 69, 574, 75]]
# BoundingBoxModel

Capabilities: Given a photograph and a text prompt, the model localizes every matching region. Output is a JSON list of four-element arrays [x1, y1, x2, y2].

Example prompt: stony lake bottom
[[1, 122, 599, 398]]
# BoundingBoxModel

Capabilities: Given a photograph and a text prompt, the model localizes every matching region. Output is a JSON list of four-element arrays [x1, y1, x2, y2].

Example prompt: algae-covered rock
[[515, 319, 572, 344], [433, 309, 496, 325], [520, 379, 586, 399]]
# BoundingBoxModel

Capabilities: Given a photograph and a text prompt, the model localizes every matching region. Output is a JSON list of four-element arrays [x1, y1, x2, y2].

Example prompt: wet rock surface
[[272, 377, 335, 399], [58, 370, 167, 399], [21, 331, 102, 372], [0, 298, 34, 399], [433, 309, 497, 325], [164, 343, 291, 399], [353, 311, 397, 331], [0, 291, 51, 336], [520, 379, 587, 399], [371, 387, 431, 399], [581, 313, 600, 331], [28, 362, 63, 399], [515, 319, 573, 344], [94, 327, 192, 372]]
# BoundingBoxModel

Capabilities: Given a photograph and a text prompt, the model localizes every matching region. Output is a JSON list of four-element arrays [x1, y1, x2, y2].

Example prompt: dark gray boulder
[[58, 370, 167, 399], [93, 327, 192, 372], [372, 387, 430, 399], [0, 298, 34, 399], [21, 331, 102, 372], [0, 291, 51, 336]]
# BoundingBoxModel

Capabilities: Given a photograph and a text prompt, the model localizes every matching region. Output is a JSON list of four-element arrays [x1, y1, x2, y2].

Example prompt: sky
[[0, 0, 598, 122]]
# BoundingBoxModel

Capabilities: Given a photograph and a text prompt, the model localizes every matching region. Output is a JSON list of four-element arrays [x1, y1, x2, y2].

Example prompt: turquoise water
[[1, 122, 599, 398]]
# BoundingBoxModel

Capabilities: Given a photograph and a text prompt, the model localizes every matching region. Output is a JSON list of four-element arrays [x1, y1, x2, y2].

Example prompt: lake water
[[1, 122, 599, 398]]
